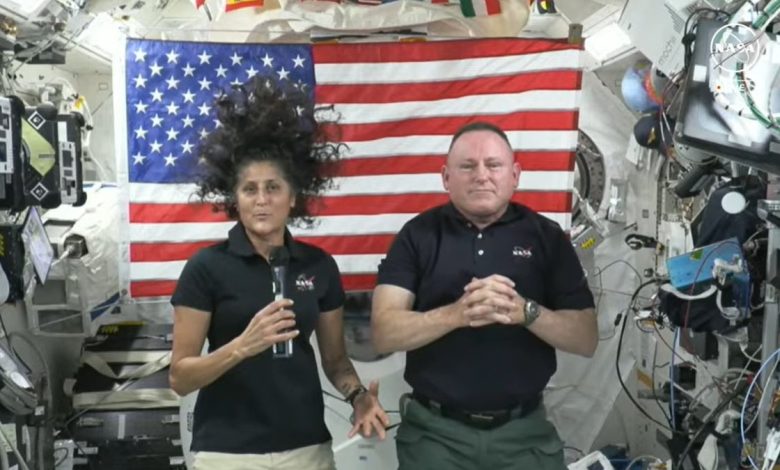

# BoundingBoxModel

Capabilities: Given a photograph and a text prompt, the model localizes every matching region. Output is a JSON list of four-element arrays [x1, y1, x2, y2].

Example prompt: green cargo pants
[[396, 394, 566, 470]]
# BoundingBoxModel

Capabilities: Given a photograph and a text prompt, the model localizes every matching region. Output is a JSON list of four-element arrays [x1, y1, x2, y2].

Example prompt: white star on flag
[[182, 90, 196, 103], [122, 37, 582, 303], [125, 41, 326, 302], [150, 89, 163, 102], [166, 50, 180, 64]]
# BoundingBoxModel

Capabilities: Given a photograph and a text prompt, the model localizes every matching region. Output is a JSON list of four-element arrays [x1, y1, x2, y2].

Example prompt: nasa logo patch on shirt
[[296, 274, 315, 291], [512, 246, 532, 258]]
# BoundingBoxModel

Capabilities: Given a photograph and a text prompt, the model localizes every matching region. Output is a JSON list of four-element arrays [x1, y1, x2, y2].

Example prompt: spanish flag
[[226, 0, 263, 11]]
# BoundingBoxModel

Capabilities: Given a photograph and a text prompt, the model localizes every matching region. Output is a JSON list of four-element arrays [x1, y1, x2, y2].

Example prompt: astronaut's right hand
[[232, 299, 298, 359]]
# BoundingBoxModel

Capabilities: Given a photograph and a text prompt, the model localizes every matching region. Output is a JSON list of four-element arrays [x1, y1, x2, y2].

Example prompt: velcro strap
[[72, 388, 180, 410], [82, 351, 171, 380]]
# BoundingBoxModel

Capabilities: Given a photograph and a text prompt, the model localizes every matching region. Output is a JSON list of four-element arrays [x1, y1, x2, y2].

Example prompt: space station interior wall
[[0, 58, 663, 457], [545, 71, 662, 457]]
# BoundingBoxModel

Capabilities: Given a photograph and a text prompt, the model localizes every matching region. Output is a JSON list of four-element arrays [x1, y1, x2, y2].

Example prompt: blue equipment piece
[[665, 237, 751, 317]]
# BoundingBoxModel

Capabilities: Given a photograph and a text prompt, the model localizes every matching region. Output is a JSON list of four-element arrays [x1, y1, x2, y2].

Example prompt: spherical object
[[621, 60, 662, 113], [721, 191, 747, 214]]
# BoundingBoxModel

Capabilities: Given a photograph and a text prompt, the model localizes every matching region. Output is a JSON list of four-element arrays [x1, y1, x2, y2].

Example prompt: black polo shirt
[[377, 202, 594, 411], [171, 222, 344, 454]]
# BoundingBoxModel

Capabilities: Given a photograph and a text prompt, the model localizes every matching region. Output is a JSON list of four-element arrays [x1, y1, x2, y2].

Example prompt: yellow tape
[[637, 369, 653, 389], [21, 119, 55, 176]]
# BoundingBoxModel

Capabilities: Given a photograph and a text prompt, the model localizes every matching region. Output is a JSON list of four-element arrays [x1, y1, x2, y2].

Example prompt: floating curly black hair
[[196, 76, 341, 226]]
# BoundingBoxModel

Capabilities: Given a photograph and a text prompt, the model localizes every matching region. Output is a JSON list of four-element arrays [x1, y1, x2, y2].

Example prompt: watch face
[[525, 301, 539, 321]]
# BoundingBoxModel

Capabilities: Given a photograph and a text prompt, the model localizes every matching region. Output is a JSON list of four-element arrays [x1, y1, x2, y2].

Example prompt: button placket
[[476, 231, 485, 257]]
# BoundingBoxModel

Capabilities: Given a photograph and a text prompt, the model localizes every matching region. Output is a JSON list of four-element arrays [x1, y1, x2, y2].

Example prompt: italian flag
[[226, 0, 263, 11], [459, 0, 501, 17]]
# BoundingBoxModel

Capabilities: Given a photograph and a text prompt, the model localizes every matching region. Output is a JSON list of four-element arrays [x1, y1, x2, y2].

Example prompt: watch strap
[[345, 385, 368, 407]]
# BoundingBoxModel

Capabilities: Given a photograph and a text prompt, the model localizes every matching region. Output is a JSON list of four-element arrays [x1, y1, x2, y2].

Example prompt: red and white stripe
[[127, 38, 582, 299]]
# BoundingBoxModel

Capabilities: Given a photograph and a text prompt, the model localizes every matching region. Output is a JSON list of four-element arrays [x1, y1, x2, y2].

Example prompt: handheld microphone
[[269, 246, 293, 358]]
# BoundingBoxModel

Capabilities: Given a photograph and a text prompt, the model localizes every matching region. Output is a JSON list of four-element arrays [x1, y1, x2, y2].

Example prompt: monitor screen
[[22, 206, 53, 285], [676, 19, 780, 174]]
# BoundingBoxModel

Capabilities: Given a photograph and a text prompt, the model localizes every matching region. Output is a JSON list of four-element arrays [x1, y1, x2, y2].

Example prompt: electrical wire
[[322, 389, 345, 402], [592, 260, 643, 340], [678, 377, 749, 468], [651, 337, 673, 428], [681, 239, 746, 354], [616, 278, 679, 433], [741, 348, 780, 470], [671, 328, 679, 430], [0, 313, 25, 372], [564, 446, 585, 458], [7, 333, 50, 388], [0, 418, 29, 470], [652, 322, 724, 393], [52, 447, 68, 467], [57, 427, 95, 470], [0, 434, 8, 470]]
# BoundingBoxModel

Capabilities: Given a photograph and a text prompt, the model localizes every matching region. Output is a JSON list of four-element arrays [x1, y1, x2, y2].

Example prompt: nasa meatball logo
[[295, 274, 315, 291], [709, 23, 761, 73]]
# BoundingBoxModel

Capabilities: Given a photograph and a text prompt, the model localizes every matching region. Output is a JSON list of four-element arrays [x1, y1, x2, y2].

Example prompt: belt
[[411, 392, 541, 430]]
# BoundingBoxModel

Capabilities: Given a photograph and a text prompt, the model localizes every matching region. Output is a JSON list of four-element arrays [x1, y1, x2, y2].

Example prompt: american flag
[[118, 38, 582, 300]]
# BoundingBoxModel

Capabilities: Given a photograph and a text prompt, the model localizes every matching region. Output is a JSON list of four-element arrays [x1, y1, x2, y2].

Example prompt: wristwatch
[[345, 385, 368, 407], [523, 299, 541, 327]]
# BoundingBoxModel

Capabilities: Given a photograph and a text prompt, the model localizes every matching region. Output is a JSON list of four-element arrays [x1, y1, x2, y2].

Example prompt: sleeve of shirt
[[319, 254, 346, 312], [376, 224, 419, 293], [545, 228, 596, 311], [170, 251, 215, 313]]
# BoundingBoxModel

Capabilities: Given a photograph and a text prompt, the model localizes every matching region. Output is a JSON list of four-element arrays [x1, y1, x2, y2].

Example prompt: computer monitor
[[21, 206, 53, 285], [676, 19, 780, 174]]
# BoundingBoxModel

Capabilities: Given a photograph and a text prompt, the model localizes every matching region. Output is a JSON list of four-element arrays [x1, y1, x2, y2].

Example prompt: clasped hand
[[458, 274, 525, 327]]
